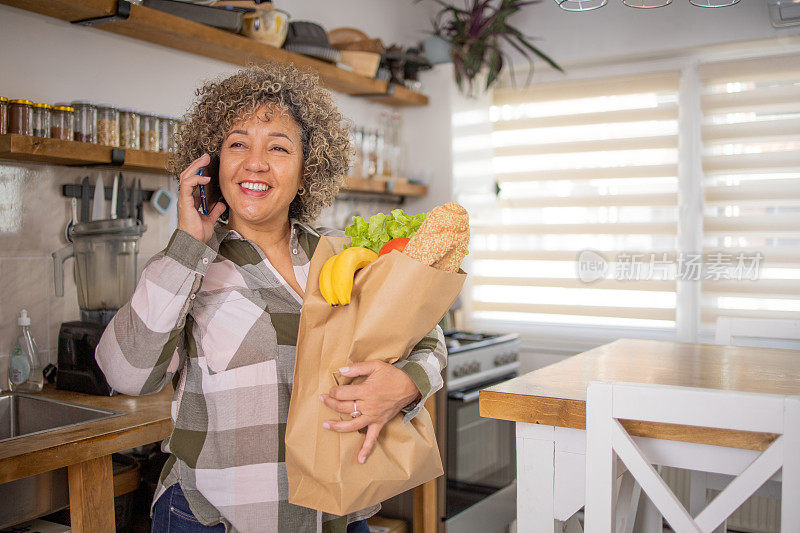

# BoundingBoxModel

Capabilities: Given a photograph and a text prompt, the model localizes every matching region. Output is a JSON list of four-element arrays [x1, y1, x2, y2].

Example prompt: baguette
[[403, 202, 469, 273]]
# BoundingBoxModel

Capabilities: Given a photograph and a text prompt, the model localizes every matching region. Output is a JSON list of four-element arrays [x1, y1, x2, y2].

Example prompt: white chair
[[715, 317, 800, 350], [694, 317, 800, 531], [584, 381, 800, 532]]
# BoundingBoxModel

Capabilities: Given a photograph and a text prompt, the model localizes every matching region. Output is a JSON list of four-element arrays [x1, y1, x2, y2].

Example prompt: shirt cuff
[[396, 360, 434, 424], [165, 229, 217, 275]]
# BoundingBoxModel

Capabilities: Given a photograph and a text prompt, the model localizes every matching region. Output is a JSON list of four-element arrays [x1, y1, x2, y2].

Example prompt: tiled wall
[[0, 162, 178, 366], [0, 161, 400, 366]]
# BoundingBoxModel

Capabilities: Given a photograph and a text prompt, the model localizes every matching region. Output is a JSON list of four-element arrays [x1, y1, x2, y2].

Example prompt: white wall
[[0, 1, 435, 127], [503, 0, 800, 69]]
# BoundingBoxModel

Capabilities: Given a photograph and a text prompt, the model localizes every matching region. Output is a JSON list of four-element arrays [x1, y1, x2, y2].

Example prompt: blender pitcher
[[53, 219, 146, 325]]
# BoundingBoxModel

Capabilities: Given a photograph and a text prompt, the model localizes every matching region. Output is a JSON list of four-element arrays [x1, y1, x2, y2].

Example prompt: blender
[[52, 218, 146, 395]]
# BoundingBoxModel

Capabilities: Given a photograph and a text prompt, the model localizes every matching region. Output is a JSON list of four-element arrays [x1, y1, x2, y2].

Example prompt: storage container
[[51, 105, 75, 140], [71, 101, 97, 143], [8, 99, 33, 136], [96, 104, 120, 146], [119, 109, 140, 149]]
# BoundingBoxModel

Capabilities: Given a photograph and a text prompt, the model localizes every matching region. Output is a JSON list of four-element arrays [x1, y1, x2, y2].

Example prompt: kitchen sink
[[0, 393, 120, 443]]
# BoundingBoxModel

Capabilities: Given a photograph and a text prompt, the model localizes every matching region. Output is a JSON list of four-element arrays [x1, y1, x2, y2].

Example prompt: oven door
[[446, 373, 517, 520]]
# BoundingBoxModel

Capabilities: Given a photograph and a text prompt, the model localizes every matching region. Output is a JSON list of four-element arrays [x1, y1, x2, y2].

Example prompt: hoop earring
[[297, 186, 306, 196]]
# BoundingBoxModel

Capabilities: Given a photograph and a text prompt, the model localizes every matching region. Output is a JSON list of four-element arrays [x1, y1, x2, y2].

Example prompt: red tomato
[[378, 237, 410, 256]]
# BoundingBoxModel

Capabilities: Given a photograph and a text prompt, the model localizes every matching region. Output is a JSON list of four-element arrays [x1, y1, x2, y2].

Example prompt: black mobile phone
[[197, 153, 222, 214]]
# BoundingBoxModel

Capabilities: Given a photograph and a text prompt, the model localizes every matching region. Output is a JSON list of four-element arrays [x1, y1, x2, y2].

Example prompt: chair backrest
[[715, 317, 800, 350], [584, 381, 800, 533]]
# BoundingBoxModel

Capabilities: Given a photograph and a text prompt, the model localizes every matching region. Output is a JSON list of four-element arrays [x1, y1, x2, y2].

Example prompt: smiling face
[[218, 104, 304, 231]]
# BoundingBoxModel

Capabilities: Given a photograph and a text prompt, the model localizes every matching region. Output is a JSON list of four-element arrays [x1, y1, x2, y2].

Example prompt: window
[[453, 51, 800, 340], [699, 55, 800, 327]]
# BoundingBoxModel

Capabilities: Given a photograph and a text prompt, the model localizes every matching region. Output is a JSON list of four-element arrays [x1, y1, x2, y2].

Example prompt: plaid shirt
[[95, 220, 447, 533]]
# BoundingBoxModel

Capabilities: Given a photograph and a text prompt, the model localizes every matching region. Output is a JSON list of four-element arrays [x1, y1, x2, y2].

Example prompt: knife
[[80, 176, 90, 223], [91, 175, 105, 221], [135, 179, 143, 223], [117, 175, 127, 220], [129, 179, 136, 220], [110, 174, 119, 220]]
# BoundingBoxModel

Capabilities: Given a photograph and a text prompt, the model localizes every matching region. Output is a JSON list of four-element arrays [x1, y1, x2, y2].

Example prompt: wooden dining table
[[479, 338, 800, 532]]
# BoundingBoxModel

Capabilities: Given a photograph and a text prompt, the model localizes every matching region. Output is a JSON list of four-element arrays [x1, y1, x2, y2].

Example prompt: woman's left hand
[[320, 361, 421, 464]]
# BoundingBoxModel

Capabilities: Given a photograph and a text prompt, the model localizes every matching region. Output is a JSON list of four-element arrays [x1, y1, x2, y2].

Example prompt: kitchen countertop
[[0, 384, 173, 485]]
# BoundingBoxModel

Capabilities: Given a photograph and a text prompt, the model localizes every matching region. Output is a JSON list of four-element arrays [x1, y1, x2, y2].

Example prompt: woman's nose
[[243, 153, 269, 173]]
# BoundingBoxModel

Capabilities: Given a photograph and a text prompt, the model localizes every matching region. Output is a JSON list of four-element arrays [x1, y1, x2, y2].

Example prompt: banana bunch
[[319, 247, 378, 306]]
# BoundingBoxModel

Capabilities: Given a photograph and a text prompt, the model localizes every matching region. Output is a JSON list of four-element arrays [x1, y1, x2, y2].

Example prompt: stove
[[443, 331, 520, 391], [441, 330, 520, 532]]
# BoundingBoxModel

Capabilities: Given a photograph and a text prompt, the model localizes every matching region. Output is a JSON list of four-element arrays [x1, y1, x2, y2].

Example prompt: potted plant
[[424, 0, 562, 96]]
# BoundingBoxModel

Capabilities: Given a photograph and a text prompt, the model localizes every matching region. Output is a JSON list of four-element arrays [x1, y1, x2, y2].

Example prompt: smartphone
[[197, 154, 222, 215]]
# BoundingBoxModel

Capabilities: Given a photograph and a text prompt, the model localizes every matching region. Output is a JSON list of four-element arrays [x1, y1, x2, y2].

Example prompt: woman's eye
[[272, 146, 288, 153], [230, 141, 244, 148]]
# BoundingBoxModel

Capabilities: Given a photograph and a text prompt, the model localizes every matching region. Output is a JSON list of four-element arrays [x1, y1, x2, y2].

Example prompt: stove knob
[[470, 362, 480, 374]]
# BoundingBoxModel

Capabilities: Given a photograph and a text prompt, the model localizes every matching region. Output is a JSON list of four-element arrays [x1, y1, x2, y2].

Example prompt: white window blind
[[458, 72, 682, 329], [699, 54, 800, 326]]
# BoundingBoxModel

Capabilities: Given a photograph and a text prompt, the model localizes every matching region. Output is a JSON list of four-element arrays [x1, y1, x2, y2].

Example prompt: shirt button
[[292, 248, 298, 254], [189, 293, 196, 300], [202, 257, 209, 265]]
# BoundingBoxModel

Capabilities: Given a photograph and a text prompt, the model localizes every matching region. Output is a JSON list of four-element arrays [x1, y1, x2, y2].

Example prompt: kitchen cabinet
[[0, 0, 428, 108], [0, 385, 173, 532]]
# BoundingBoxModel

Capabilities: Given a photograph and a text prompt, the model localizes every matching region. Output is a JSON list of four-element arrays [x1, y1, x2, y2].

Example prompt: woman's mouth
[[239, 181, 272, 197]]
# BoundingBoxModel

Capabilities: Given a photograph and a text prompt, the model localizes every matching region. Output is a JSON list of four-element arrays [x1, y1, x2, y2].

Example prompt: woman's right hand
[[177, 153, 227, 243]]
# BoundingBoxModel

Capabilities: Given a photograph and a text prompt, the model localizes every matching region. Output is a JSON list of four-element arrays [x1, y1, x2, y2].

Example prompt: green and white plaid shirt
[[96, 219, 447, 533]]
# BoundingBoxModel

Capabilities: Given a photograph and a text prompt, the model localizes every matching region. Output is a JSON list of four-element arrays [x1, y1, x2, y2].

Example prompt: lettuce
[[344, 208, 427, 254]]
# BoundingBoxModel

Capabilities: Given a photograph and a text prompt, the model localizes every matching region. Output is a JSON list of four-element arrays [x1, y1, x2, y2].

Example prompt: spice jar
[[140, 113, 160, 152], [32, 103, 52, 138], [8, 100, 34, 135], [119, 109, 140, 149], [158, 116, 179, 153], [96, 104, 120, 146], [71, 101, 97, 143], [51, 105, 75, 140], [0, 97, 8, 135]]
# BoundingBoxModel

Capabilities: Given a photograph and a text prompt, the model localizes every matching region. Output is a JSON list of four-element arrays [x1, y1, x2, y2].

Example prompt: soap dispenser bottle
[[9, 309, 43, 392]]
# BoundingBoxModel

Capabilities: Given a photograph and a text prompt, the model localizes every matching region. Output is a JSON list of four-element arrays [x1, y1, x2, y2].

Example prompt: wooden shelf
[[2, 0, 429, 107], [343, 177, 427, 198], [0, 135, 428, 197], [0, 134, 169, 173]]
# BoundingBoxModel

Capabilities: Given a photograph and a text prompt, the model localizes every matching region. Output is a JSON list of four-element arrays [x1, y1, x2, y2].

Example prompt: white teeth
[[240, 182, 269, 191]]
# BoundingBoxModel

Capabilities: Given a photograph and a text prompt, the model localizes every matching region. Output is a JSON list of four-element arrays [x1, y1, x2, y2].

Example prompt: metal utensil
[[110, 174, 119, 219], [117, 175, 127, 219], [135, 179, 143, 223], [80, 176, 90, 223], [65, 198, 78, 242], [128, 179, 136, 220], [91, 175, 105, 221]]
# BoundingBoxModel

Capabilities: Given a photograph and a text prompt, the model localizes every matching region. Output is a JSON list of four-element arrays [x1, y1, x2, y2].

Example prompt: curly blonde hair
[[169, 62, 351, 222]]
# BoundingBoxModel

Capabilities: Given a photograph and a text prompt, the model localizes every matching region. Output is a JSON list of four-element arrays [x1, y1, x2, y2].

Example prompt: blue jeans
[[347, 519, 370, 533], [152, 484, 225, 532], [152, 483, 371, 533]]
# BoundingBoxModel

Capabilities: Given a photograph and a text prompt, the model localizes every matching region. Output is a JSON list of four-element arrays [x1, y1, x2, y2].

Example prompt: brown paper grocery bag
[[286, 236, 466, 516]]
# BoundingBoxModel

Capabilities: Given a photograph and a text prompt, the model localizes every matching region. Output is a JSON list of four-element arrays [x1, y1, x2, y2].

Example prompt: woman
[[96, 62, 446, 533]]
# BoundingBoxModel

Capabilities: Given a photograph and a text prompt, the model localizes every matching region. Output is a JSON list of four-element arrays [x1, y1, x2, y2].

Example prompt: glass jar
[[8, 100, 33, 135], [51, 105, 75, 140], [140, 113, 160, 152], [168, 118, 181, 153], [157, 116, 169, 153], [71, 100, 97, 143], [96, 104, 120, 146], [0, 97, 7, 135], [119, 109, 140, 149], [32, 103, 52, 138]]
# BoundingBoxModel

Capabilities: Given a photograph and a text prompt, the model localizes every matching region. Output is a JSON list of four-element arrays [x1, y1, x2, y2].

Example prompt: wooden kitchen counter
[[479, 338, 800, 451], [0, 384, 173, 532]]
